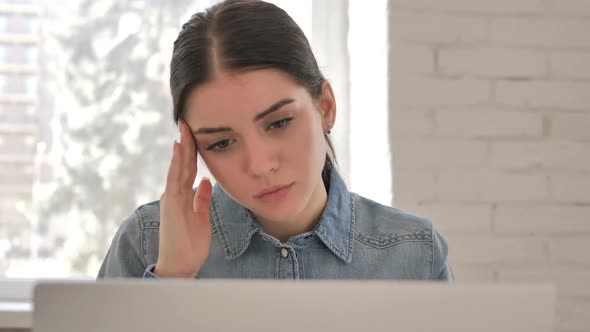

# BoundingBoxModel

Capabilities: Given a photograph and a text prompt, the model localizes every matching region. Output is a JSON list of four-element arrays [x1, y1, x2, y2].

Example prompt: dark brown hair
[[170, 0, 337, 171]]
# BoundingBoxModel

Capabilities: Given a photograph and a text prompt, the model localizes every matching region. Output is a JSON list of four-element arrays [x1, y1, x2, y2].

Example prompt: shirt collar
[[209, 164, 355, 264]]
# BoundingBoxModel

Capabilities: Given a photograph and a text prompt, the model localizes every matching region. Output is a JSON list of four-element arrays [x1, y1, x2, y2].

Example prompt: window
[[0, 0, 389, 281]]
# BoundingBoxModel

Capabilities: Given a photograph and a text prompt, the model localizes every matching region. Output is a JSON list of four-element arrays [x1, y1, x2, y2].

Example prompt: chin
[[255, 202, 296, 220], [251, 195, 304, 222]]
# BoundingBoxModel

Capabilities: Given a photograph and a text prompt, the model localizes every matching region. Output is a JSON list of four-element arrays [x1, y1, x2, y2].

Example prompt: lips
[[255, 183, 292, 197], [255, 183, 294, 203]]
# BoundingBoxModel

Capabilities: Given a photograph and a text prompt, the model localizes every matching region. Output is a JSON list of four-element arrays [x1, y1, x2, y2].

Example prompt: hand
[[154, 119, 213, 278]]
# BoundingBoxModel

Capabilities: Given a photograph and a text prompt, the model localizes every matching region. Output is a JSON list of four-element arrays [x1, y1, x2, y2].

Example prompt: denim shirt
[[97, 166, 453, 281]]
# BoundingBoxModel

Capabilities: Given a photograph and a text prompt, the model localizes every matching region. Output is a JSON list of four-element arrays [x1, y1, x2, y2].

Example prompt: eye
[[206, 139, 234, 152], [268, 117, 293, 130]]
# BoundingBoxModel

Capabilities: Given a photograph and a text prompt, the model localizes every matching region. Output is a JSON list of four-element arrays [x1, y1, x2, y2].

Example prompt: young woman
[[98, 0, 453, 280]]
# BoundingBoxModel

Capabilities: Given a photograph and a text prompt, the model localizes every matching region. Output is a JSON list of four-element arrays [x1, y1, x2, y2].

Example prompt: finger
[[159, 193, 165, 212], [165, 141, 182, 194], [180, 119, 198, 165], [179, 120, 198, 189], [193, 177, 213, 218]]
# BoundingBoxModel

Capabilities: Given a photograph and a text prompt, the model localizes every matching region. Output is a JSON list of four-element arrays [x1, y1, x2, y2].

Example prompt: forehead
[[184, 69, 310, 123]]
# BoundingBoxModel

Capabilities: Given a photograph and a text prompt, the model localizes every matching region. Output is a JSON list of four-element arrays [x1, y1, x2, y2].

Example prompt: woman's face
[[184, 69, 336, 224]]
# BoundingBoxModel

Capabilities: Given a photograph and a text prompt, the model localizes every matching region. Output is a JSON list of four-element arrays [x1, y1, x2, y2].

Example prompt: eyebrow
[[192, 98, 295, 135]]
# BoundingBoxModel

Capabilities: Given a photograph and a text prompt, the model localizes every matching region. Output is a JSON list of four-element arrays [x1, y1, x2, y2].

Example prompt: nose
[[243, 139, 279, 178]]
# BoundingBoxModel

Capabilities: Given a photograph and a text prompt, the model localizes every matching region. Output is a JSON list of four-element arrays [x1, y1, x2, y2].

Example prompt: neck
[[255, 177, 328, 243]]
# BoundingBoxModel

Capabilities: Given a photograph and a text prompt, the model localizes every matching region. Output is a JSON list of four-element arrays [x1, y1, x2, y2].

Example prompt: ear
[[317, 80, 337, 133]]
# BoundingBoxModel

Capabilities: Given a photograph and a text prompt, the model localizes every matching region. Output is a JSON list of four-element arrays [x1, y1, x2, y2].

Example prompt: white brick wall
[[434, 108, 543, 138], [390, 109, 434, 137], [437, 170, 549, 202], [549, 237, 590, 265], [558, 298, 590, 331], [389, 1, 590, 331], [407, 203, 493, 234], [491, 18, 590, 48], [496, 81, 590, 110], [495, 205, 590, 233], [448, 235, 547, 265], [390, 45, 434, 74], [389, 12, 488, 43], [391, 76, 491, 107], [491, 142, 590, 171], [550, 175, 590, 203], [498, 267, 590, 297], [391, 0, 546, 14], [550, 52, 590, 79], [550, 113, 590, 140], [548, 0, 590, 16], [392, 170, 437, 202], [438, 47, 547, 78], [392, 139, 488, 170]]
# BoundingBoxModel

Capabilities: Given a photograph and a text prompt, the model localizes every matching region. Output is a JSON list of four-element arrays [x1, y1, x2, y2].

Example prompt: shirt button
[[281, 248, 289, 258]]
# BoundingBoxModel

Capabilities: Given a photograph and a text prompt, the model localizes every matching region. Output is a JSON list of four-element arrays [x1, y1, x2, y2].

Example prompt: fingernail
[[203, 176, 210, 182]]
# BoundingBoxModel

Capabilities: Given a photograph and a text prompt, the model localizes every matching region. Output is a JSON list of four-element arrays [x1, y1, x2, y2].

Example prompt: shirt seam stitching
[[430, 226, 435, 280], [211, 199, 234, 258], [134, 208, 149, 268], [346, 193, 356, 263], [354, 232, 431, 248]]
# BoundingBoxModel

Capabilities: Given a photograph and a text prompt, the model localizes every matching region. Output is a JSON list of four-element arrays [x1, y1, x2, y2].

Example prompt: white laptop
[[33, 280, 556, 332]]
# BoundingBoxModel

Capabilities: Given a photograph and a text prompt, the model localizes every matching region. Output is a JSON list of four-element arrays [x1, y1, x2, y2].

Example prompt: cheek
[[289, 118, 327, 170], [200, 155, 247, 202], [199, 150, 249, 186], [303, 115, 327, 152]]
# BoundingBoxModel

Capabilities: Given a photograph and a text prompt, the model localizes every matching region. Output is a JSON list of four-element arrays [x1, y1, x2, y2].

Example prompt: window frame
[[0, 0, 391, 311]]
